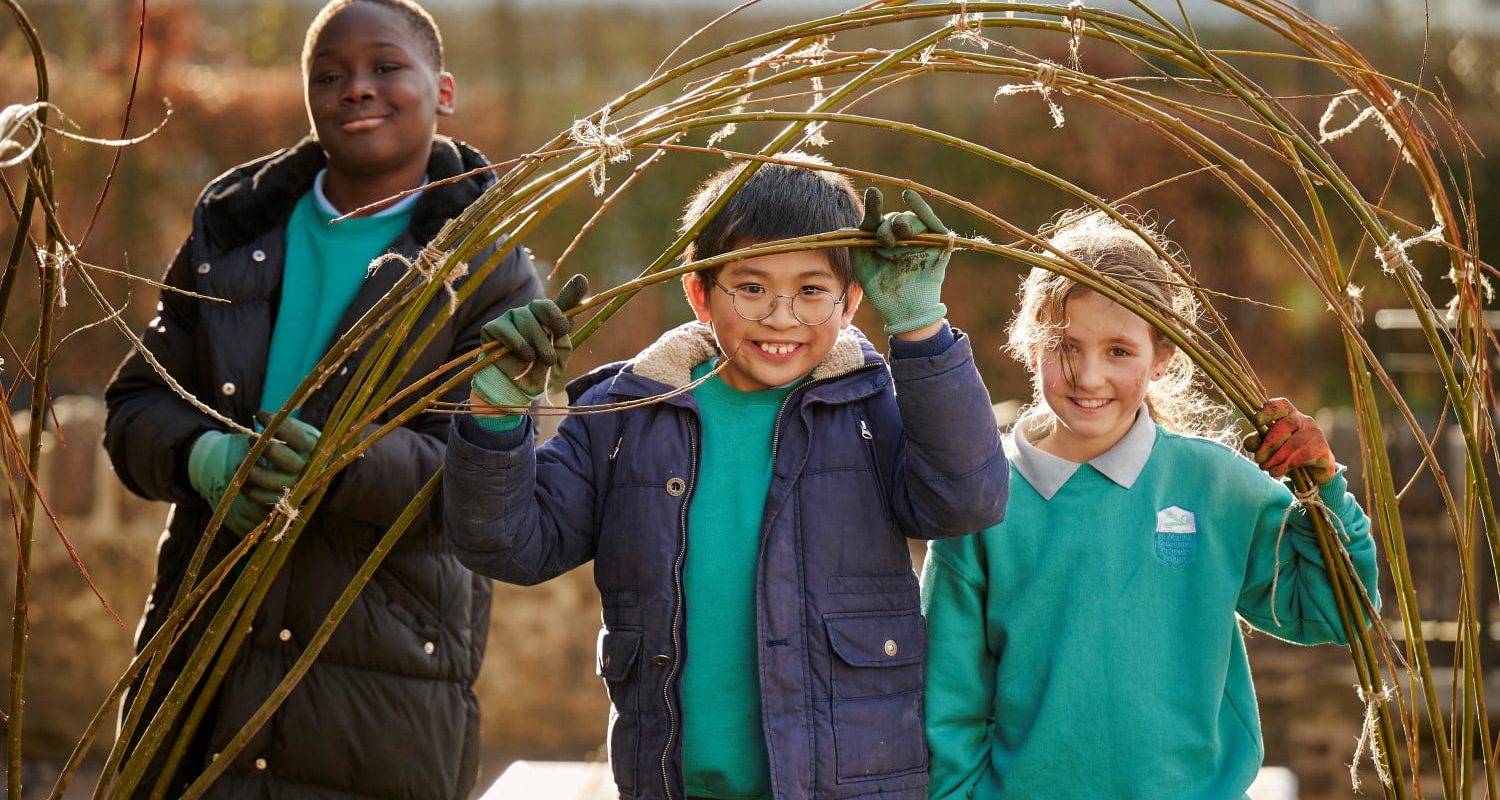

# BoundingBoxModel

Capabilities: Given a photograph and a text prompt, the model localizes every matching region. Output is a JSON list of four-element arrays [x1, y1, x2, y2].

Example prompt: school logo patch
[[1153, 505, 1198, 567]]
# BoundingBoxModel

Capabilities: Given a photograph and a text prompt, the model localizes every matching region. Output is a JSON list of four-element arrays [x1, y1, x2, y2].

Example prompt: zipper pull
[[859, 419, 872, 440], [609, 436, 623, 461]]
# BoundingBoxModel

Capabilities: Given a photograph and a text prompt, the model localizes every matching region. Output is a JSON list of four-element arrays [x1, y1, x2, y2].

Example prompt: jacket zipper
[[662, 362, 880, 799], [769, 371, 847, 464], [661, 419, 697, 800], [859, 418, 894, 521]]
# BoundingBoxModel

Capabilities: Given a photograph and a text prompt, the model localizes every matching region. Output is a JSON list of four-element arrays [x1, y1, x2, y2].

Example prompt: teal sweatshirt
[[260, 172, 416, 414], [680, 361, 795, 799], [922, 409, 1380, 800]]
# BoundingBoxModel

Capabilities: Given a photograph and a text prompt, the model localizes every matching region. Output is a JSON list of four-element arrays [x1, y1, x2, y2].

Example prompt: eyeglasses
[[711, 279, 847, 326]]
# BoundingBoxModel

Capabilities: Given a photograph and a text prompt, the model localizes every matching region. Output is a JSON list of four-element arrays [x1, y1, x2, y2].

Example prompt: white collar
[[312, 169, 425, 218], [1008, 405, 1158, 500]]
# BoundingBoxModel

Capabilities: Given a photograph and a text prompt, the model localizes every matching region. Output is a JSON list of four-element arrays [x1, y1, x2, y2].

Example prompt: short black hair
[[301, 0, 445, 76], [680, 153, 861, 292]]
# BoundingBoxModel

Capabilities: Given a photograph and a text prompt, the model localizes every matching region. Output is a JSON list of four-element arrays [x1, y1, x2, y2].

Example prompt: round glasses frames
[[711, 279, 847, 326]]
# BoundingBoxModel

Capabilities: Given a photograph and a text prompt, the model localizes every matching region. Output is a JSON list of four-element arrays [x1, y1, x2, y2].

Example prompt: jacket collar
[[195, 135, 493, 255], [593, 321, 884, 405]]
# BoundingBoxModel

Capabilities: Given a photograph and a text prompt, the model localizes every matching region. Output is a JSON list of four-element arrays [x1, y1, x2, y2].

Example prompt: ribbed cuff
[[456, 412, 531, 450], [187, 429, 227, 499], [888, 321, 956, 359], [474, 413, 526, 432]]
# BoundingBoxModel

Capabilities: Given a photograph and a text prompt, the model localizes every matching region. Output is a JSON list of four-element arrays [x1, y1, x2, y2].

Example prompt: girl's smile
[[1031, 290, 1172, 463]]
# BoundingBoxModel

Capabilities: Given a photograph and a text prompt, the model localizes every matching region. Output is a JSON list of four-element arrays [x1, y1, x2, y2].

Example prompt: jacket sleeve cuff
[[455, 413, 532, 452], [888, 321, 956, 360]]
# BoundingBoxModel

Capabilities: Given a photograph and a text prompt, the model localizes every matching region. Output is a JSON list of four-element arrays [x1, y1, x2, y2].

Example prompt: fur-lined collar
[[631, 321, 869, 389]]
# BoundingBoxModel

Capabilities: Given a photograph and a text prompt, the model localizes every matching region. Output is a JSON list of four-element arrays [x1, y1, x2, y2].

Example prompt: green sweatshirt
[[922, 409, 1380, 800], [680, 361, 796, 799], [260, 173, 415, 414]]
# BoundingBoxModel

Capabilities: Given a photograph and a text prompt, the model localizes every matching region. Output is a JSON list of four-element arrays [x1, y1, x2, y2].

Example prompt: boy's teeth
[[1075, 398, 1108, 409], [758, 342, 797, 356]]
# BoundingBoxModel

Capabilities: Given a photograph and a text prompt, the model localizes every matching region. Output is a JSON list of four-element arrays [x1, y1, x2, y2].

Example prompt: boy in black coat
[[103, 1, 542, 796]]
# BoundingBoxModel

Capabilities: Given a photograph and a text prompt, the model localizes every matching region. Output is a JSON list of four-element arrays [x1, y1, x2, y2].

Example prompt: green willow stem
[[76, 3, 1494, 795], [6, 10, 51, 793], [0, 0, 47, 329], [176, 473, 442, 798]]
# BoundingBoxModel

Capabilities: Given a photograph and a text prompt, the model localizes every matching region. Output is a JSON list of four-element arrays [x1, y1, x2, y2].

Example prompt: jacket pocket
[[824, 610, 928, 783], [597, 626, 642, 710], [597, 627, 643, 795]]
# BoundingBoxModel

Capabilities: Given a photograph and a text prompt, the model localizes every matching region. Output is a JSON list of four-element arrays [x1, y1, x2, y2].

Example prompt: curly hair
[[1005, 208, 1232, 440]]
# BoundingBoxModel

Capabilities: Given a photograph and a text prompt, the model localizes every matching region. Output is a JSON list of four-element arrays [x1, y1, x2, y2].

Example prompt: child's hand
[[1243, 398, 1336, 485], [472, 274, 589, 411], [851, 187, 951, 336], [242, 413, 321, 504], [188, 423, 316, 537]]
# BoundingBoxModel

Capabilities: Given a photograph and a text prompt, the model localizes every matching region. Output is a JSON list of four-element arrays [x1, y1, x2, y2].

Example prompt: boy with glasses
[[442, 155, 1008, 800]]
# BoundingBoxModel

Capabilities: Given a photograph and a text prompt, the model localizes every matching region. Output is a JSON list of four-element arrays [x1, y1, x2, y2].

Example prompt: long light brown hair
[[1005, 208, 1231, 440]]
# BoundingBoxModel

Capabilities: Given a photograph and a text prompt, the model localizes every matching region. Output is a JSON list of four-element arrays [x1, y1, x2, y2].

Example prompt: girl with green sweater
[[922, 210, 1380, 800]]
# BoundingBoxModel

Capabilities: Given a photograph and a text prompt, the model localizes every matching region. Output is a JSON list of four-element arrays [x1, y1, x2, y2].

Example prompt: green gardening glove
[[188, 415, 319, 537], [851, 187, 952, 335], [472, 274, 590, 410]]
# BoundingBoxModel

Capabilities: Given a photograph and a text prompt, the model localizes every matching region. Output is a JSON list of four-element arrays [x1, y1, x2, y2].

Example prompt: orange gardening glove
[[1243, 398, 1336, 485]]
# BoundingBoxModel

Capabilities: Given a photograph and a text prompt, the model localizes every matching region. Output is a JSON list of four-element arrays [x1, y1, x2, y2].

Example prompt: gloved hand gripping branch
[[471, 273, 590, 412], [1243, 398, 1336, 486], [851, 187, 953, 336], [188, 414, 321, 536]]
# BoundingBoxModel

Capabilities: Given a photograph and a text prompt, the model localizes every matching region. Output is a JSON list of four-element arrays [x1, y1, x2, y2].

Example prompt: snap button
[[197, 262, 211, 274], [221, 382, 237, 396], [255, 758, 267, 770], [424, 641, 435, 655], [651, 654, 671, 668], [252, 249, 267, 262], [884, 639, 898, 657], [278, 629, 291, 642], [665, 477, 686, 497], [601, 654, 612, 669]]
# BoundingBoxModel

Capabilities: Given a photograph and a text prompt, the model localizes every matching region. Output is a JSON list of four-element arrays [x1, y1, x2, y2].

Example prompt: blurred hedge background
[[3, 0, 1498, 796]]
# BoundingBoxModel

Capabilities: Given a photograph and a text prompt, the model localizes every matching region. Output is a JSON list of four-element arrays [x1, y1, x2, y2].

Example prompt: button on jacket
[[443, 322, 1008, 800]]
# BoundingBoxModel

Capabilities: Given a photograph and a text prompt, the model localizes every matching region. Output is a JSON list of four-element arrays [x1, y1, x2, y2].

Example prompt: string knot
[[948, 1, 989, 51], [995, 60, 1066, 127], [570, 110, 630, 196], [271, 489, 301, 543], [34, 241, 75, 308], [1338, 283, 1365, 325], [370, 244, 466, 314], [1350, 682, 1395, 791], [1066, 1, 1086, 70], [1267, 481, 1348, 627], [1375, 223, 1442, 277]]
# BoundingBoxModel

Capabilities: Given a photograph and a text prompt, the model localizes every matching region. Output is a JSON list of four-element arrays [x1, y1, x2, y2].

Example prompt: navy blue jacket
[[443, 321, 1007, 800]]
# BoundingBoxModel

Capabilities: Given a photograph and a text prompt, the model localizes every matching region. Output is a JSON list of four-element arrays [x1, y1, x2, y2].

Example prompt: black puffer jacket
[[104, 136, 542, 799]]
